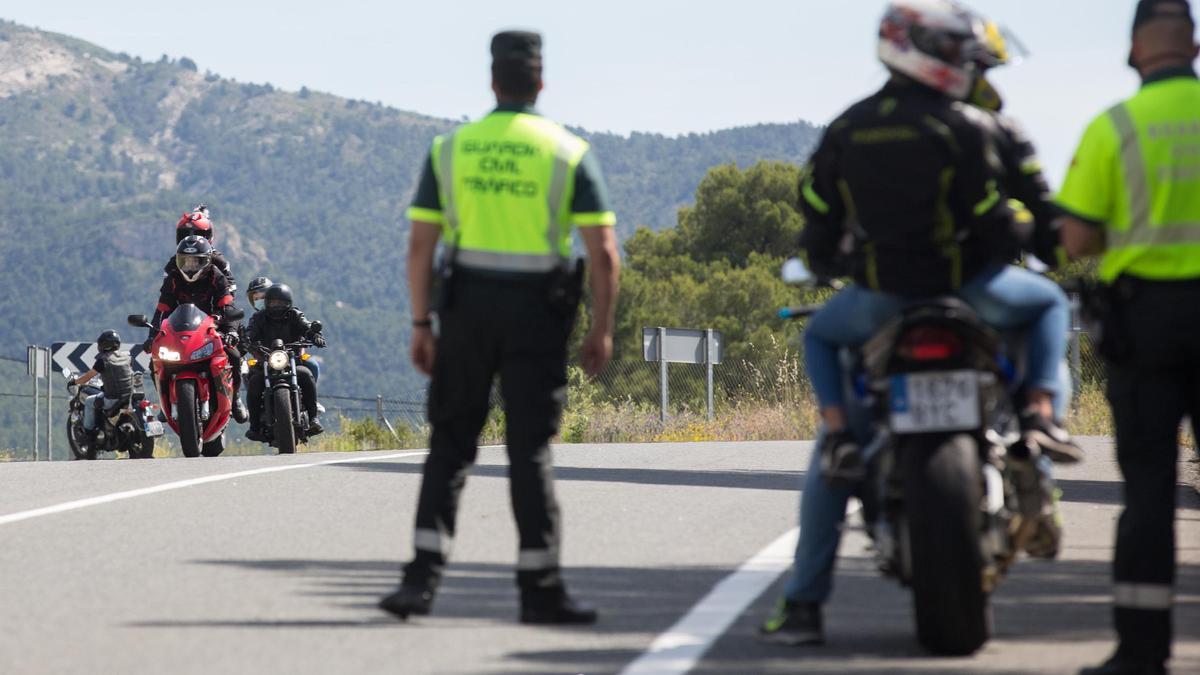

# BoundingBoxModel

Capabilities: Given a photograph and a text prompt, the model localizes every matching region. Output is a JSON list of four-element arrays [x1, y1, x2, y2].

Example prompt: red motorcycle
[[128, 304, 243, 458]]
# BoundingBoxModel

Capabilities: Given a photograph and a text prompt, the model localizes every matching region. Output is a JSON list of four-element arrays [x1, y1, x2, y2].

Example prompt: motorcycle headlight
[[189, 341, 215, 361], [158, 346, 182, 362], [268, 350, 290, 371]]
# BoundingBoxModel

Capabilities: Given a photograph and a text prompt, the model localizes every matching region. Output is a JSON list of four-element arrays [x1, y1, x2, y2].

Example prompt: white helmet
[[877, 0, 1004, 101]]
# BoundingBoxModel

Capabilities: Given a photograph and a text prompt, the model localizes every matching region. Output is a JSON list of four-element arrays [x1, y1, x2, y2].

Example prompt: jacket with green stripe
[[798, 79, 1020, 298]]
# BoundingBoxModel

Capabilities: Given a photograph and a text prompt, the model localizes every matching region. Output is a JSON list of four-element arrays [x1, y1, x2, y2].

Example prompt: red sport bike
[[128, 304, 243, 458]]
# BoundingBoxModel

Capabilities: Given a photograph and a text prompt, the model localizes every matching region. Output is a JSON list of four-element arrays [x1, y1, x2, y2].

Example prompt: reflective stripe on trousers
[[414, 528, 453, 557], [1114, 582, 1173, 610], [517, 548, 559, 570]]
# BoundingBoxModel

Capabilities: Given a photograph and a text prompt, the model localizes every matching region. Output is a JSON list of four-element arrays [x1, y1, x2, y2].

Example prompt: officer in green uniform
[[1060, 2, 1200, 673], [379, 30, 621, 625]]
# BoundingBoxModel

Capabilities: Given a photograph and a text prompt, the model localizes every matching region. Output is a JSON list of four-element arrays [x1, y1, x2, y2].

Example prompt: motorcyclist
[[69, 330, 135, 444], [246, 276, 272, 312], [760, 0, 1080, 646], [166, 205, 236, 291], [149, 235, 249, 424], [244, 283, 326, 440]]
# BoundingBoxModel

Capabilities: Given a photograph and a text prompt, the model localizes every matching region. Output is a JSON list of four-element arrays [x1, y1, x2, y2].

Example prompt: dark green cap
[[491, 30, 542, 66], [1133, 0, 1194, 34]]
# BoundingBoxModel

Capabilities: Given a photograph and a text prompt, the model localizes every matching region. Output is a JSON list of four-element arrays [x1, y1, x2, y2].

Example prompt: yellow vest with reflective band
[[431, 111, 589, 273], [1060, 76, 1200, 282]]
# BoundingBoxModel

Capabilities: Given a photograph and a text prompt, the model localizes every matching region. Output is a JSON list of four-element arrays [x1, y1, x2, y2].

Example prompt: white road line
[[0, 451, 428, 527], [619, 527, 800, 675]]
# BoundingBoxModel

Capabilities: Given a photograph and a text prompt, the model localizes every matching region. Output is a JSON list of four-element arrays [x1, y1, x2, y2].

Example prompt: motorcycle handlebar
[[779, 305, 823, 320]]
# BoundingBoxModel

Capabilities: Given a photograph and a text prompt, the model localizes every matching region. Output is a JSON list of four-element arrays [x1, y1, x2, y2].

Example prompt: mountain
[[0, 18, 820, 419]]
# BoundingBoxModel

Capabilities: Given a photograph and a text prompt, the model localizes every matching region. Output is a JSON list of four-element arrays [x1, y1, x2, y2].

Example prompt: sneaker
[[232, 397, 249, 424], [520, 589, 598, 625], [1079, 653, 1167, 675], [1019, 409, 1084, 464], [819, 430, 864, 488], [379, 584, 434, 620], [759, 599, 824, 646]]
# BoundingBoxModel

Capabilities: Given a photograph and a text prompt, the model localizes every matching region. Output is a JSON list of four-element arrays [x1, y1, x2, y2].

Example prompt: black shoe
[[308, 417, 324, 436], [520, 590, 598, 625], [1020, 409, 1084, 464], [232, 397, 249, 424], [759, 599, 825, 646], [379, 585, 434, 620], [819, 430, 864, 488], [1080, 654, 1167, 675], [245, 428, 265, 442]]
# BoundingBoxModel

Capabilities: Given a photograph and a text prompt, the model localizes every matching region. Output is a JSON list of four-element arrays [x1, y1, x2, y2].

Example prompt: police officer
[[1061, 2, 1200, 673], [379, 30, 621, 625]]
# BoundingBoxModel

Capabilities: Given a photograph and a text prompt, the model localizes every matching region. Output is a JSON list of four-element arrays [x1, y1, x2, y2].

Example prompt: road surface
[[0, 439, 1196, 674]]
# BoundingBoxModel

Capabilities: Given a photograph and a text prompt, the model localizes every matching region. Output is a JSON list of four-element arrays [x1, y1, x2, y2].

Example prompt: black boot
[[379, 584, 434, 620], [520, 587, 597, 625], [232, 396, 249, 424], [307, 415, 324, 436], [1079, 653, 1167, 675]]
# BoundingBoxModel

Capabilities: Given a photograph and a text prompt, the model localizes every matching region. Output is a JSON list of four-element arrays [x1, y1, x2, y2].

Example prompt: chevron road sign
[[50, 342, 152, 375]]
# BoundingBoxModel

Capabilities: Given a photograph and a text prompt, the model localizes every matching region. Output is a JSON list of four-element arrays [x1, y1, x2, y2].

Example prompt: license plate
[[889, 370, 980, 433], [144, 421, 165, 438]]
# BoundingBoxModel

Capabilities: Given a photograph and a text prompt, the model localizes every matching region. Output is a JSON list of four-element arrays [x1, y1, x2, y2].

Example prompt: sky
[[5, 0, 1148, 184]]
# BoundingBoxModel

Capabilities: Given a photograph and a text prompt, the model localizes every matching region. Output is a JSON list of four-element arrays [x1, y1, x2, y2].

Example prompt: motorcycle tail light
[[897, 326, 963, 361]]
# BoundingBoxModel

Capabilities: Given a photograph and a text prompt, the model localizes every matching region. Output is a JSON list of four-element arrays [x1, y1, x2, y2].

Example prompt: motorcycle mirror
[[61, 367, 71, 380], [223, 306, 245, 322], [127, 314, 151, 328], [781, 258, 815, 285], [310, 320, 322, 333]]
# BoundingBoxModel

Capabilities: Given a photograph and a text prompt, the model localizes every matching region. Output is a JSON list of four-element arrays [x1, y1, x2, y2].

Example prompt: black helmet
[[175, 235, 213, 282], [264, 283, 293, 320], [97, 329, 121, 353], [247, 276, 273, 310]]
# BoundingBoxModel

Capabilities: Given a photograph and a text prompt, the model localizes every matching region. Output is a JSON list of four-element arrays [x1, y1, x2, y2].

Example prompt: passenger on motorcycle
[[164, 205, 236, 291], [760, 0, 1080, 646], [149, 236, 249, 424], [69, 330, 135, 442], [244, 283, 326, 441], [246, 276, 272, 312]]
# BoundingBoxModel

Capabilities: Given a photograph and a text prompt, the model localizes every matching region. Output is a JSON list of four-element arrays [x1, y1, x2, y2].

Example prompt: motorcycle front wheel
[[902, 432, 990, 656], [66, 415, 90, 461], [273, 388, 296, 455], [175, 380, 202, 458]]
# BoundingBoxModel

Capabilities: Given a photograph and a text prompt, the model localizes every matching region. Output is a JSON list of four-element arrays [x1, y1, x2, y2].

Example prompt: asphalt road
[[0, 439, 1196, 675]]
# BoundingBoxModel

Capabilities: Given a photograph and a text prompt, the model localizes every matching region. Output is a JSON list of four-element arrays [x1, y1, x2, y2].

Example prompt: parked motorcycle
[[64, 368, 162, 460], [245, 323, 323, 455], [128, 304, 243, 458], [780, 258, 1059, 656]]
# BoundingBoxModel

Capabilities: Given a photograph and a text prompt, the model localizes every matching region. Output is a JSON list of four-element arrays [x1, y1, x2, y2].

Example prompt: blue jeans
[[804, 264, 1071, 415], [82, 394, 117, 431]]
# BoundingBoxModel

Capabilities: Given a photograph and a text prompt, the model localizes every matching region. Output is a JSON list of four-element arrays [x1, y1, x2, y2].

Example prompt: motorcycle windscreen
[[166, 304, 207, 333]]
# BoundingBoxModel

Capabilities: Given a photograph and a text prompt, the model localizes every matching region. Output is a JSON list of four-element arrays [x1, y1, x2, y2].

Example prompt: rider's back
[[802, 78, 1015, 298]]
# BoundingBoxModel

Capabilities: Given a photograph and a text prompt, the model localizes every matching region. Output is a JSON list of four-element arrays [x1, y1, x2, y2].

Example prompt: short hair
[[492, 62, 542, 99]]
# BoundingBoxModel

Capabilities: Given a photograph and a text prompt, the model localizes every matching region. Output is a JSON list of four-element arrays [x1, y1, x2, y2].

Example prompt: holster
[[431, 250, 458, 313], [546, 259, 585, 321], [1076, 277, 1133, 363]]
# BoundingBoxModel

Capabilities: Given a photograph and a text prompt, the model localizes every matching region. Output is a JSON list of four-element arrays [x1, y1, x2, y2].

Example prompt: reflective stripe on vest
[[433, 115, 583, 273], [1107, 103, 1200, 249]]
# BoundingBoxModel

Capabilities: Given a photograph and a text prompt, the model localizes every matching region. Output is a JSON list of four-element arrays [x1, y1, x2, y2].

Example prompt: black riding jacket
[[799, 79, 1023, 298], [163, 250, 236, 292], [247, 308, 313, 356], [150, 268, 237, 340]]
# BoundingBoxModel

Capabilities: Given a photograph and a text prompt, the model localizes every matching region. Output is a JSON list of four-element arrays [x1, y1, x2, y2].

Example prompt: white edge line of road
[[618, 526, 801, 675], [0, 450, 430, 527]]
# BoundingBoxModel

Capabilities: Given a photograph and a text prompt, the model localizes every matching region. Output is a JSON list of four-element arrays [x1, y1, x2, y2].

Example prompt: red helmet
[[176, 206, 214, 244]]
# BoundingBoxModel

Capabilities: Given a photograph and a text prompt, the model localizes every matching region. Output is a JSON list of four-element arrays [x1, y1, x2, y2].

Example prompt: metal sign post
[[643, 327, 724, 424], [28, 346, 42, 461], [45, 347, 52, 461]]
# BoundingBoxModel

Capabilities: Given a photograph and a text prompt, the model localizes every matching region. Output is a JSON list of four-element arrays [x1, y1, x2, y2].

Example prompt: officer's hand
[[581, 328, 613, 377], [410, 326, 436, 376], [311, 333, 327, 348]]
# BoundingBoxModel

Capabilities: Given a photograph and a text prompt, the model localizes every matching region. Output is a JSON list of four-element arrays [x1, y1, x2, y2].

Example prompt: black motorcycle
[[780, 259, 1059, 656], [64, 368, 163, 460], [245, 324, 323, 455]]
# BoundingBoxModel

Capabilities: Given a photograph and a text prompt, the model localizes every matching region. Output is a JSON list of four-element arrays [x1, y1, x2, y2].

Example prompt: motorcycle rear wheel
[[903, 433, 990, 656], [175, 380, 202, 458], [273, 388, 296, 455]]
